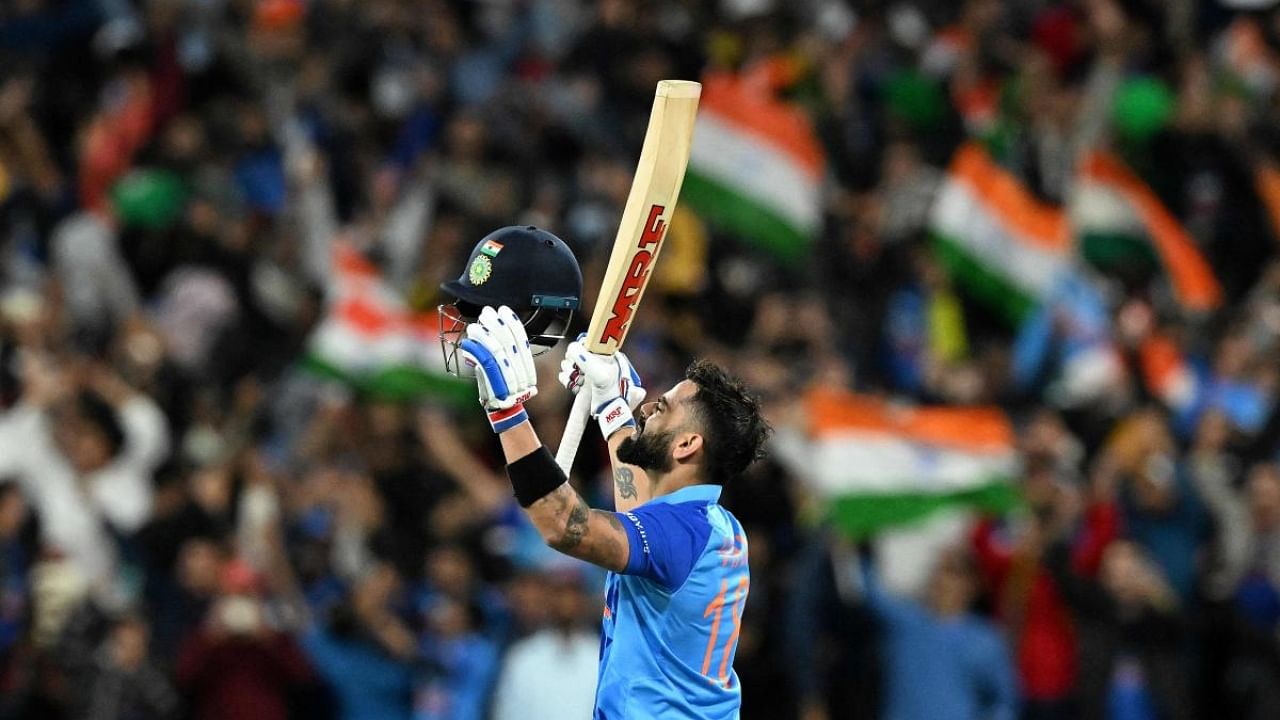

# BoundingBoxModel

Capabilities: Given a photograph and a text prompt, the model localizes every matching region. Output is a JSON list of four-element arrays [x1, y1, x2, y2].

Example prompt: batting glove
[[458, 306, 538, 433], [557, 339, 645, 439]]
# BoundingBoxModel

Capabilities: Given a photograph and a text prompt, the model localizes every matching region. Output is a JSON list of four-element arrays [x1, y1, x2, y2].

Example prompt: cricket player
[[438, 226, 770, 718], [457, 307, 769, 719]]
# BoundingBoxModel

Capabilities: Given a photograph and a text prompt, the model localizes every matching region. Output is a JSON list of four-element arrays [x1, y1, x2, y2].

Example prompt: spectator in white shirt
[[0, 354, 169, 589], [490, 569, 599, 720]]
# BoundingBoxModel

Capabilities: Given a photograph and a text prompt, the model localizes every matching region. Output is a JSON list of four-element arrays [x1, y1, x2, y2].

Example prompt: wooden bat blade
[[583, 80, 701, 355]]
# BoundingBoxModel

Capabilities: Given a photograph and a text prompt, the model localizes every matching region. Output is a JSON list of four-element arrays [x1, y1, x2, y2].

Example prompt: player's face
[[635, 380, 697, 436], [621, 381, 702, 473]]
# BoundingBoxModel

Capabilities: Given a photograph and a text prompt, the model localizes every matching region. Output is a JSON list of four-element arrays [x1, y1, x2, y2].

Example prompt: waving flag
[[789, 389, 1019, 538], [1075, 152, 1222, 313], [1140, 332, 1270, 437], [682, 61, 825, 263], [929, 142, 1074, 323], [1255, 161, 1280, 243], [304, 243, 473, 404]]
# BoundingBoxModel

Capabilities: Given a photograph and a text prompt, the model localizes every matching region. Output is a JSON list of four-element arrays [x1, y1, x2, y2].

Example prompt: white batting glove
[[557, 338, 646, 409], [557, 339, 645, 439], [458, 306, 538, 432]]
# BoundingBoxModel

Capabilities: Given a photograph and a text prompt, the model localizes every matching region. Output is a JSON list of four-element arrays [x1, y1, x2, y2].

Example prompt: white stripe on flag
[[689, 113, 822, 232], [805, 431, 1016, 497], [931, 179, 1069, 301]]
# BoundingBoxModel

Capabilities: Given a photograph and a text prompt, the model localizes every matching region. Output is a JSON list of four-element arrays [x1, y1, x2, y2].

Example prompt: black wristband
[[506, 445, 566, 508]]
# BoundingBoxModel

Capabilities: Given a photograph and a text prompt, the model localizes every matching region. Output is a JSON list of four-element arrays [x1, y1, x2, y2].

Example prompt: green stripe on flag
[[1080, 231, 1158, 276], [826, 480, 1020, 538], [930, 232, 1036, 325], [681, 172, 813, 264], [301, 355, 476, 407]]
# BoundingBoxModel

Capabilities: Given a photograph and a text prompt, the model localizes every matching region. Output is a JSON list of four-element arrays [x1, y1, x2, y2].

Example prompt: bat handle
[[556, 388, 593, 477]]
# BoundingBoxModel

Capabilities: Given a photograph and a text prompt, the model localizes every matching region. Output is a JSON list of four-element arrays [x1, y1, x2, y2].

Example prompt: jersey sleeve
[[613, 502, 713, 592]]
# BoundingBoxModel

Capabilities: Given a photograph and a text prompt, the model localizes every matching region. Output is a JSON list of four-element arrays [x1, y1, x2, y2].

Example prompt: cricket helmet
[[439, 225, 582, 374]]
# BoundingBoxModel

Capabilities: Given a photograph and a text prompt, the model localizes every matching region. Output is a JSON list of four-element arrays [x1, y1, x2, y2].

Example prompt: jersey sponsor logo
[[598, 205, 667, 346]]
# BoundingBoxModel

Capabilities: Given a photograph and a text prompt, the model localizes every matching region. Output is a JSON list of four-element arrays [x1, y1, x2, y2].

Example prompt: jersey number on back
[[700, 574, 748, 687]]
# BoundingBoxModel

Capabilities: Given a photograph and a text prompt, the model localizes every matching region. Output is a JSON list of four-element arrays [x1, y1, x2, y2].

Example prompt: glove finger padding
[[615, 351, 646, 410], [564, 341, 589, 386], [459, 339, 499, 405], [558, 355, 584, 393], [565, 339, 587, 365], [624, 382, 646, 410], [478, 307, 521, 393], [558, 339, 640, 438], [497, 305, 536, 391], [564, 341, 617, 407], [559, 338, 589, 393], [465, 323, 520, 407]]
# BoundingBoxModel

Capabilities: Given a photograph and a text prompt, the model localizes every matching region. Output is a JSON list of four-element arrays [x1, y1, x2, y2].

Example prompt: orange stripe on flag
[[334, 242, 380, 281], [339, 299, 439, 338], [406, 312, 444, 337], [1082, 152, 1222, 311], [699, 71, 824, 179], [337, 297, 395, 336], [1255, 162, 1280, 244], [1138, 334, 1182, 392], [949, 143, 1071, 253], [805, 387, 1014, 452]]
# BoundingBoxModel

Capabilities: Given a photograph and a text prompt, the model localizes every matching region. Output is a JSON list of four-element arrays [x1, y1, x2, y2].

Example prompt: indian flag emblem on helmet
[[469, 255, 493, 285], [480, 239, 504, 257]]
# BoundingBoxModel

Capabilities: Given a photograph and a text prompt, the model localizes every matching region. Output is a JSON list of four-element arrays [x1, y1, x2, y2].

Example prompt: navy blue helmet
[[439, 225, 582, 374]]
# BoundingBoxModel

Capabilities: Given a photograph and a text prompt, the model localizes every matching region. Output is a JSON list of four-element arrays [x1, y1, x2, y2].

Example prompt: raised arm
[[457, 306, 631, 571], [498, 422, 629, 571], [502, 420, 718, 592], [557, 340, 651, 511]]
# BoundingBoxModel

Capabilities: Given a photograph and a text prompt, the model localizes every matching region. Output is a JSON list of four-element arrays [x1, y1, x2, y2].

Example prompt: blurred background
[[2, 0, 1280, 719]]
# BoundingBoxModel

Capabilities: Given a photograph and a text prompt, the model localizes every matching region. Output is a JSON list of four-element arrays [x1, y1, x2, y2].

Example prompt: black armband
[[506, 445, 566, 508]]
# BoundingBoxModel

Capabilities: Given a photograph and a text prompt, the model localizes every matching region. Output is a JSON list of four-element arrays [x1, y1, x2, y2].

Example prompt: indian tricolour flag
[[303, 243, 473, 405], [1073, 151, 1222, 313], [795, 388, 1019, 538], [1138, 333, 1200, 418], [682, 70, 824, 263], [930, 142, 1074, 323]]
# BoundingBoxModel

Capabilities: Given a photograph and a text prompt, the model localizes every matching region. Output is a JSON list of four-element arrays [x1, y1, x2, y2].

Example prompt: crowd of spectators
[[1, 1, 1279, 719]]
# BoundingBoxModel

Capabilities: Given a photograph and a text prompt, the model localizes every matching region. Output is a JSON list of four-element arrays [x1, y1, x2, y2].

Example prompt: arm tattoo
[[555, 494, 592, 550], [614, 467, 637, 499], [594, 512, 627, 564], [603, 512, 624, 533], [534, 485, 628, 569]]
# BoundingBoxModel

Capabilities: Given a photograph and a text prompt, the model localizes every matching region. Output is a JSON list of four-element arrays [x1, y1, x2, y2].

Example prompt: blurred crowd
[[1, 0, 1280, 719]]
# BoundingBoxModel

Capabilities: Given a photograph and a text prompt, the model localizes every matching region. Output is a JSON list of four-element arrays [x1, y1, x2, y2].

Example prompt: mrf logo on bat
[[598, 204, 667, 346]]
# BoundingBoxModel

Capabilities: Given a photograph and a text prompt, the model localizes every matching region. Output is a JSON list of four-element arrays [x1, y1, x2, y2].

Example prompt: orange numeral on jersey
[[701, 575, 749, 686]]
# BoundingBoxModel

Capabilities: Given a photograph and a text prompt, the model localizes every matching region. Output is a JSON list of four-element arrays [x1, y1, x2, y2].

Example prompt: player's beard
[[616, 427, 675, 474]]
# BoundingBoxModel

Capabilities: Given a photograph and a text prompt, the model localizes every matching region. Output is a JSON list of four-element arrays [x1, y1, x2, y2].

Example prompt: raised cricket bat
[[555, 80, 701, 476]]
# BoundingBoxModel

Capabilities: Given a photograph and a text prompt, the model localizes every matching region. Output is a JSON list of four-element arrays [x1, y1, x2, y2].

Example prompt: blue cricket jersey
[[595, 484, 749, 720]]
